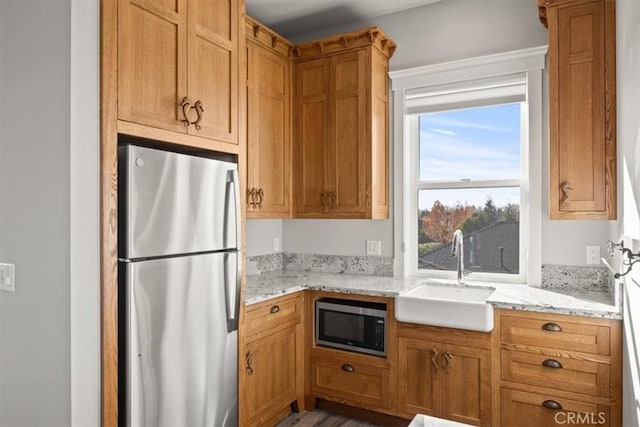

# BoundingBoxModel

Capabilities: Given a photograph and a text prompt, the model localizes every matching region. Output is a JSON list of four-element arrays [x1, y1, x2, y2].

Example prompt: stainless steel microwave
[[315, 298, 386, 357]]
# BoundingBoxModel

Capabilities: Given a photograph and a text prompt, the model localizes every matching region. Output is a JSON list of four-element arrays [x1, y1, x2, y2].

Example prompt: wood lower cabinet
[[397, 325, 492, 426], [497, 309, 622, 426], [240, 293, 304, 426], [293, 28, 395, 219], [117, 0, 241, 146], [245, 17, 293, 218], [544, 0, 616, 219]]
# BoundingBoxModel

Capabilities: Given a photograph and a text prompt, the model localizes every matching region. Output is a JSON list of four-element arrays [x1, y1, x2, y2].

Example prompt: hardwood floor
[[275, 399, 410, 427], [275, 409, 383, 427]]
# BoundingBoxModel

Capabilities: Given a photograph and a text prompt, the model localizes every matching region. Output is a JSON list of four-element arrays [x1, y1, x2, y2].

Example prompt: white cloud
[[422, 115, 516, 134]]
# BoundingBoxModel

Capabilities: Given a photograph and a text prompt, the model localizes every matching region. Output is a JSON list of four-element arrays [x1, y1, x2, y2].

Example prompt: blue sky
[[418, 103, 522, 210]]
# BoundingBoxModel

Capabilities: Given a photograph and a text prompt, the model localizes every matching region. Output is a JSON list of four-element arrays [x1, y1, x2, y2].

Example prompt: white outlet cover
[[273, 237, 281, 252], [366, 240, 382, 256], [586, 246, 601, 265], [0, 263, 15, 292]]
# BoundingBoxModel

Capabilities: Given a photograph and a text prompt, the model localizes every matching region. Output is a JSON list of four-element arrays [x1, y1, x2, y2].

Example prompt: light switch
[[0, 263, 15, 292]]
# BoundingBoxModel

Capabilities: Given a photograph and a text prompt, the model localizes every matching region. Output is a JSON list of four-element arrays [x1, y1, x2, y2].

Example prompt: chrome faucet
[[451, 229, 465, 284]]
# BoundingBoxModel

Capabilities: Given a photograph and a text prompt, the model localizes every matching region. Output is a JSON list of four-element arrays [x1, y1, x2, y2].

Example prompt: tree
[[422, 200, 474, 243], [483, 197, 498, 224], [502, 203, 520, 222]]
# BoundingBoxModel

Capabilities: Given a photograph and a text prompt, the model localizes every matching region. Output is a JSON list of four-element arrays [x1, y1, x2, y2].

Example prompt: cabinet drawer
[[501, 349, 610, 398], [310, 354, 389, 409], [501, 389, 611, 427], [501, 315, 611, 355], [244, 294, 301, 340]]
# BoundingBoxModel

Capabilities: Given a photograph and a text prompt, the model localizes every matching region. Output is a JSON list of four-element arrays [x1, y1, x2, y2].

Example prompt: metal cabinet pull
[[270, 305, 280, 314], [245, 351, 254, 376], [192, 100, 204, 130], [542, 400, 563, 410], [561, 182, 574, 207], [542, 322, 562, 332], [247, 187, 256, 208], [431, 348, 439, 371], [542, 359, 563, 369], [321, 191, 329, 207], [329, 191, 336, 206], [443, 351, 453, 374], [180, 97, 204, 130], [257, 188, 264, 209], [341, 363, 355, 373]]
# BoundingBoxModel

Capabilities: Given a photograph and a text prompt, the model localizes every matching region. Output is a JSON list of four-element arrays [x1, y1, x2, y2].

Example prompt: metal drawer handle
[[542, 322, 562, 332], [270, 305, 280, 314], [542, 400, 563, 410], [542, 359, 563, 369], [341, 364, 355, 373]]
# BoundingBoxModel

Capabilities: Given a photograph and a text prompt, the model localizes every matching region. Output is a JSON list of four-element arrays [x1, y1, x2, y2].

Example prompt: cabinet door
[[118, 0, 187, 132], [441, 344, 491, 426], [242, 326, 299, 426], [187, 0, 239, 144], [247, 42, 292, 218], [548, 0, 615, 219], [397, 337, 442, 417], [328, 50, 368, 216], [294, 58, 330, 217]]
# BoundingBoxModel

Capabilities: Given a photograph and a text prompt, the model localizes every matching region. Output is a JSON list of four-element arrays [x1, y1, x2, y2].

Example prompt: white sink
[[395, 281, 495, 332]]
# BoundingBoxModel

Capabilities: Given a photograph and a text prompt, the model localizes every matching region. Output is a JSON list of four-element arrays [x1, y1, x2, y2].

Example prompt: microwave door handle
[[224, 252, 240, 332], [224, 169, 241, 249]]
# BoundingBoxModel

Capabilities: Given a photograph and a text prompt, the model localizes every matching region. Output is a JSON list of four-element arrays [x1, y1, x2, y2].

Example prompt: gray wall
[[0, 0, 72, 425], [246, 0, 613, 266], [70, 0, 101, 424], [617, 0, 640, 424]]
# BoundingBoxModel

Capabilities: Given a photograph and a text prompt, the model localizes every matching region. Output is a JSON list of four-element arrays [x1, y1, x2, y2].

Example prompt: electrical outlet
[[0, 263, 15, 292], [273, 237, 281, 252], [366, 240, 382, 256], [586, 246, 601, 265]]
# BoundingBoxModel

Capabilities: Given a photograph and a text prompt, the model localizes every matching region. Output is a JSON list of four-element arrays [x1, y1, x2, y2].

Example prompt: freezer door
[[125, 253, 238, 427], [120, 144, 239, 259]]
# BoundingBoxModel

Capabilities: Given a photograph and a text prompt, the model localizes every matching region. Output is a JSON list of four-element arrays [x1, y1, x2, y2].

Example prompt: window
[[390, 47, 547, 284]]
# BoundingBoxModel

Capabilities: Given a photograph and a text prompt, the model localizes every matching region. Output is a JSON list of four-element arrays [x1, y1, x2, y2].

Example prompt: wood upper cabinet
[[397, 327, 492, 426], [545, 0, 616, 219], [293, 28, 395, 219], [295, 57, 331, 216], [246, 17, 293, 218], [118, 0, 240, 145]]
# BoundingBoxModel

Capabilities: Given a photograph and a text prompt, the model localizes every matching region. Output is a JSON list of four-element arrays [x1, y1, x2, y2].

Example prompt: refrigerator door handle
[[224, 252, 240, 332], [224, 169, 241, 249]]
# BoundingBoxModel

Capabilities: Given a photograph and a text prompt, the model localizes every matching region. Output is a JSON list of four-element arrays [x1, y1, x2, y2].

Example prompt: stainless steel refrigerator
[[118, 144, 240, 427]]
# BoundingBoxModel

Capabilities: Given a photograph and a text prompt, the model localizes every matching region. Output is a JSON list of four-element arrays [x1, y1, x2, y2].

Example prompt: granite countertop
[[246, 271, 622, 320]]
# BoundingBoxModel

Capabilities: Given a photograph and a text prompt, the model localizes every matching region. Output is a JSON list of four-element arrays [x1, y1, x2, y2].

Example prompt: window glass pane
[[418, 188, 520, 275], [419, 103, 521, 182]]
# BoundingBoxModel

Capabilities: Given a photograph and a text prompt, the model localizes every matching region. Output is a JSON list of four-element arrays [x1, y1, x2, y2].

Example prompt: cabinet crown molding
[[293, 26, 396, 60], [246, 15, 295, 58]]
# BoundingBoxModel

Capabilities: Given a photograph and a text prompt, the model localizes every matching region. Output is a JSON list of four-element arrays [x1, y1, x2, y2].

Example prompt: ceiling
[[245, 0, 442, 38]]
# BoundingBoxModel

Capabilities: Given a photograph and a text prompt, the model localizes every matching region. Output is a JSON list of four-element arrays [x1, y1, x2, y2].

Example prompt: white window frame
[[390, 47, 547, 285]]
